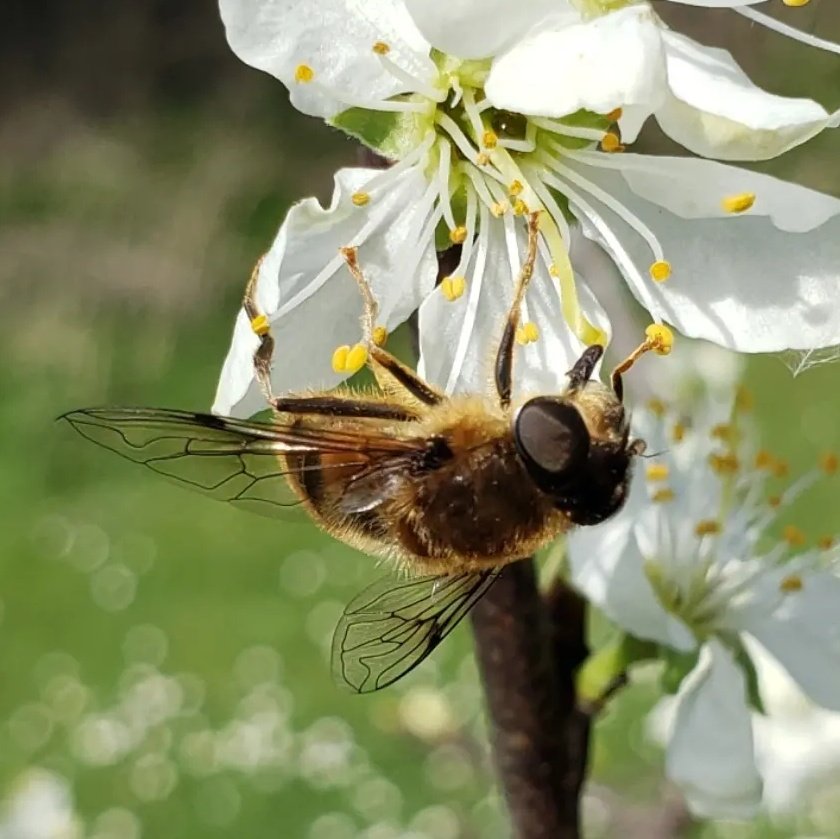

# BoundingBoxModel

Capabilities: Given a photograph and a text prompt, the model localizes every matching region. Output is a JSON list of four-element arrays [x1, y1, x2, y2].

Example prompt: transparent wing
[[332, 571, 499, 693], [60, 407, 424, 519]]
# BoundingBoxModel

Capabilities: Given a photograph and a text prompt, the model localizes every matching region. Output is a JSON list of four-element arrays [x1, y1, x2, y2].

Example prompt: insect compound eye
[[514, 397, 590, 484]]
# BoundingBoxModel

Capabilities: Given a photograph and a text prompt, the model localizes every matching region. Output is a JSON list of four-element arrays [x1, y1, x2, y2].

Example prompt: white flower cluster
[[569, 394, 840, 817], [213, 0, 840, 418]]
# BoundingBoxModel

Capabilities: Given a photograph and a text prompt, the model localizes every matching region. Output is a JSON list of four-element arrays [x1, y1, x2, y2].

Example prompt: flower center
[[570, 0, 633, 18], [305, 41, 677, 364]]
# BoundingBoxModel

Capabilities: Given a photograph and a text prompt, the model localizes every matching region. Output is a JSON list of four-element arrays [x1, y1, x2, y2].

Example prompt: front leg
[[494, 212, 541, 409]]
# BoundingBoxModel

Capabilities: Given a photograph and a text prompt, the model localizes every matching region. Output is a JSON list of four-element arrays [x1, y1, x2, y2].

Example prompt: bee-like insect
[[62, 215, 654, 693]]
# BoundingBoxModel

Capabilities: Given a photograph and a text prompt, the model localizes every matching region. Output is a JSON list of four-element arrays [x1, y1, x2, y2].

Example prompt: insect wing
[[332, 571, 498, 693], [60, 407, 421, 519]]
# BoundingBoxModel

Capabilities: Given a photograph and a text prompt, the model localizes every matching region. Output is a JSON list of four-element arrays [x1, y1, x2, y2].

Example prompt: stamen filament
[[498, 137, 536, 153], [451, 181, 480, 281], [436, 138, 457, 231], [734, 7, 840, 56], [434, 111, 483, 165], [540, 147, 666, 263], [460, 88, 486, 146], [357, 132, 435, 193], [530, 117, 605, 143], [375, 54, 446, 102], [518, 167, 603, 346], [462, 162, 500, 213], [537, 167, 663, 322], [444, 201, 491, 393]]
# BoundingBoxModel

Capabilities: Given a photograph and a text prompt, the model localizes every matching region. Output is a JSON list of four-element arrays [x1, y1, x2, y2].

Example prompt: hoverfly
[[62, 214, 651, 693]]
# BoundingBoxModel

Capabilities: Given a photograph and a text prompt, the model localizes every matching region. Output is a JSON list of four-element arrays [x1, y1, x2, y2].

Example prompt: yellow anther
[[768, 494, 782, 509], [652, 488, 675, 503], [782, 524, 806, 547], [780, 574, 804, 593], [721, 192, 756, 214], [449, 226, 467, 245], [695, 519, 722, 537], [672, 422, 686, 442], [735, 385, 754, 413], [782, 0, 810, 6], [490, 200, 508, 217], [645, 323, 674, 356], [250, 314, 270, 337], [647, 398, 667, 417], [600, 132, 624, 153], [711, 423, 736, 442], [512, 199, 528, 216], [440, 275, 466, 302], [755, 449, 775, 470], [372, 41, 391, 55], [294, 64, 315, 83], [508, 180, 524, 197], [345, 343, 369, 373], [476, 152, 491, 166], [818, 535, 835, 551], [372, 325, 388, 347], [331, 345, 350, 372], [709, 452, 739, 475], [548, 263, 560, 277], [605, 107, 623, 122], [820, 452, 838, 475], [482, 130, 499, 149], [645, 464, 669, 482], [515, 322, 540, 345], [649, 260, 672, 282], [773, 459, 790, 478], [331, 343, 369, 374], [351, 191, 371, 207]]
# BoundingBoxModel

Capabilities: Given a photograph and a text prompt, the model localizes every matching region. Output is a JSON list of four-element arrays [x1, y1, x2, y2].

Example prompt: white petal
[[569, 156, 840, 352], [219, 0, 435, 118], [745, 569, 840, 712], [516, 265, 610, 396], [403, 0, 566, 59], [667, 640, 762, 819], [417, 218, 604, 396], [657, 32, 829, 161], [568, 512, 695, 651], [213, 165, 437, 417], [485, 5, 667, 119]]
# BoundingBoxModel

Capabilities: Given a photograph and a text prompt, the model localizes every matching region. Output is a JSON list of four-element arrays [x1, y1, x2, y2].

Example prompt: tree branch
[[470, 561, 591, 839]]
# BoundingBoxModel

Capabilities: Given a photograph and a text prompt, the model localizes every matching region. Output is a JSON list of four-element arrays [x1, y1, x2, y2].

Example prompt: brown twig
[[470, 561, 591, 838]]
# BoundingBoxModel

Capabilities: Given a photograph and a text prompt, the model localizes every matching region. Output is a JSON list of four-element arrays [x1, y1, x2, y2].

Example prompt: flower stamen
[[440, 275, 467, 301], [646, 464, 670, 482], [294, 64, 315, 83], [722, 192, 756, 214], [515, 322, 540, 345], [331, 343, 368, 374]]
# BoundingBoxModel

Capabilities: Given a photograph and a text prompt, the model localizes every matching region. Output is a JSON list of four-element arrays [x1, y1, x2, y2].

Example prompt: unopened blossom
[[214, 0, 840, 418], [568, 396, 840, 817]]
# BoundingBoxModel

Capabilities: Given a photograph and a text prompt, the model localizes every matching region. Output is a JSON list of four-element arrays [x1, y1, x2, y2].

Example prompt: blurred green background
[[1, 2, 839, 837]]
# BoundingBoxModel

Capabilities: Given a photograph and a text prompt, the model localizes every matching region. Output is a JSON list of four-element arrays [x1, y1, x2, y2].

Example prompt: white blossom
[[568, 395, 840, 817], [214, 0, 840, 417]]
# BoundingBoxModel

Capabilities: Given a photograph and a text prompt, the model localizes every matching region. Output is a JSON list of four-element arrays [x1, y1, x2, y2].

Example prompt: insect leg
[[270, 394, 418, 422], [494, 212, 541, 408], [340, 247, 444, 407], [610, 327, 672, 403], [242, 254, 277, 403]]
